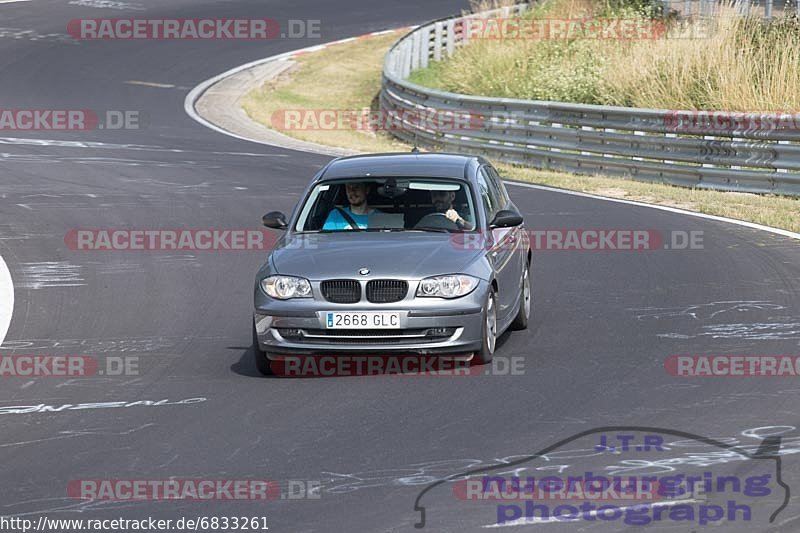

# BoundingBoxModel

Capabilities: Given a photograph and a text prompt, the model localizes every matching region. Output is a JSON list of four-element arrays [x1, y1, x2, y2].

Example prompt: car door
[[488, 165, 526, 316], [477, 166, 518, 321]]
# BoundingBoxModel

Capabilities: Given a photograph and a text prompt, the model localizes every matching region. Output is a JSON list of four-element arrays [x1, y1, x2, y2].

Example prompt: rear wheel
[[475, 290, 497, 364], [510, 263, 531, 331], [252, 321, 274, 376]]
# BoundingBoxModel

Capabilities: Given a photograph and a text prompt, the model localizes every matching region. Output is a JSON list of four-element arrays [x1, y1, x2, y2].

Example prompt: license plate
[[326, 312, 400, 329]]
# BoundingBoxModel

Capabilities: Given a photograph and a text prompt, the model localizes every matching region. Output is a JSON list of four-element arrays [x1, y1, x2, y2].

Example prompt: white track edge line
[[0, 254, 13, 348], [505, 181, 800, 241]]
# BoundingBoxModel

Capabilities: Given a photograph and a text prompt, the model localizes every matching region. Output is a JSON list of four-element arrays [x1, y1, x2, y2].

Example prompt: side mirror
[[489, 209, 523, 229], [262, 211, 288, 230]]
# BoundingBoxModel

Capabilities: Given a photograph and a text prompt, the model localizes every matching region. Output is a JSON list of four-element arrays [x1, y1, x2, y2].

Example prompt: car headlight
[[416, 274, 478, 299], [260, 275, 312, 299]]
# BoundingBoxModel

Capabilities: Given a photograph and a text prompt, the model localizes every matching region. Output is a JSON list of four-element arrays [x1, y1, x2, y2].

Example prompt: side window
[[486, 166, 510, 208], [477, 167, 502, 221]]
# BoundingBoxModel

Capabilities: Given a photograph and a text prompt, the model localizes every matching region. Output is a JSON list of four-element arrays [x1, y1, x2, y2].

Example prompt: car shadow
[[230, 340, 518, 380], [229, 344, 282, 379]]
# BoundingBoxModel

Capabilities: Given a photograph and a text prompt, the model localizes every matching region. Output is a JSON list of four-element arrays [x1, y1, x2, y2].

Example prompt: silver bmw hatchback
[[252, 153, 531, 375]]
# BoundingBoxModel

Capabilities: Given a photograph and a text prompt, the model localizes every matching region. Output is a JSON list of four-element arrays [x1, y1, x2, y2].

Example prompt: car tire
[[475, 290, 497, 365], [252, 321, 274, 376], [510, 262, 531, 331]]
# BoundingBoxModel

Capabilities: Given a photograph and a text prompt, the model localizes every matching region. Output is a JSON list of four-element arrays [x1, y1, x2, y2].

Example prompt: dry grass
[[602, 9, 800, 110], [242, 32, 409, 153], [241, 22, 800, 233], [412, 1, 800, 111]]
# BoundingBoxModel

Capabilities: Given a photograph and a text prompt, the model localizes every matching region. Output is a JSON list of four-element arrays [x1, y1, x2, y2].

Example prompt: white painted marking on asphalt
[[0, 253, 13, 351], [505, 181, 800, 241], [125, 80, 176, 88], [0, 397, 207, 415], [0, 137, 286, 157], [0, 0, 33, 4]]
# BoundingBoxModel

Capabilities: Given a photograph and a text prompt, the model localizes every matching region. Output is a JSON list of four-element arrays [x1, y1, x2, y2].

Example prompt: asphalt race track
[[1, 1, 800, 532]]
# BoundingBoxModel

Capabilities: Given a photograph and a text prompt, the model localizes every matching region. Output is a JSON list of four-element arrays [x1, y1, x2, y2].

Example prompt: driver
[[430, 189, 475, 230], [323, 182, 381, 230]]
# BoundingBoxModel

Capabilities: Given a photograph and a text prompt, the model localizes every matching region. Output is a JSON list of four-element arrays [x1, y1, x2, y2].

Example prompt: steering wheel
[[414, 212, 459, 230]]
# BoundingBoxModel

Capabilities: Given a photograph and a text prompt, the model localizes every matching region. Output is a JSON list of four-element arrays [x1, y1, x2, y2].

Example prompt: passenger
[[323, 182, 382, 230]]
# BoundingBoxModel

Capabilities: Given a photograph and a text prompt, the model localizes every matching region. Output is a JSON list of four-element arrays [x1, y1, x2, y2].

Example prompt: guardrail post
[[402, 41, 412, 78], [433, 22, 443, 62], [411, 31, 421, 71], [445, 19, 455, 58], [734, 0, 749, 16], [420, 26, 431, 68]]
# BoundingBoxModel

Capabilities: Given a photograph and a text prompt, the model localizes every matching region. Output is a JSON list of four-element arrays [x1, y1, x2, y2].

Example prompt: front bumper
[[254, 284, 487, 357]]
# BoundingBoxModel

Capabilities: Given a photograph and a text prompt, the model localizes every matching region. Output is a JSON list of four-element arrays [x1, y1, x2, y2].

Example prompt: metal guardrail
[[663, 0, 800, 19], [379, 4, 800, 195]]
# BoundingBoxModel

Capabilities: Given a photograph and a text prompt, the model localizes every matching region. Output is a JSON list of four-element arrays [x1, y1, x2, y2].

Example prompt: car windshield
[[293, 177, 477, 233]]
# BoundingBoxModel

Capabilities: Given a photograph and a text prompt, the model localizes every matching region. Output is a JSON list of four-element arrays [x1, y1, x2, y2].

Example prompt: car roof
[[317, 153, 479, 181]]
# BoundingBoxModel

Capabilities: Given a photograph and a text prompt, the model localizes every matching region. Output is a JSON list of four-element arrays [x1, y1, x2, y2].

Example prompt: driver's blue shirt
[[322, 207, 381, 230]]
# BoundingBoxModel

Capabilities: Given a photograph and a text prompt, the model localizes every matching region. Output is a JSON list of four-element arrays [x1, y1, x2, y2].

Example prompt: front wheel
[[475, 291, 497, 364], [510, 263, 531, 331], [252, 321, 274, 376]]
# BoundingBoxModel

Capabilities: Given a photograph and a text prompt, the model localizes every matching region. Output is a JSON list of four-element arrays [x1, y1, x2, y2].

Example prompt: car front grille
[[366, 280, 408, 303], [320, 279, 361, 304]]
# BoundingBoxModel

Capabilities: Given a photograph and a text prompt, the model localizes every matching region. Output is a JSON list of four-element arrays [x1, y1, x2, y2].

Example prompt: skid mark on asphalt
[[90, 261, 145, 275], [0, 423, 155, 449], [658, 322, 800, 341], [0, 27, 75, 43], [0, 335, 227, 352], [0, 136, 288, 158], [2, 154, 223, 168], [317, 425, 800, 495], [68, 0, 146, 10], [627, 301, 800, 342], [17, 261, 85, 289], [628, 301, 787, 321]]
